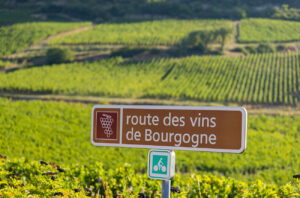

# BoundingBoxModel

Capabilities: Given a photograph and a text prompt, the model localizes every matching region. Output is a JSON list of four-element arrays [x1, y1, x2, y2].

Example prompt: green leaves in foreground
[[0, 158, 299, 197]]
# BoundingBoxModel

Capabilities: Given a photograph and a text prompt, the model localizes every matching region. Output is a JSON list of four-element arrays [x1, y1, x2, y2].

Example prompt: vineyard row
[[0, 52, 299, 105]]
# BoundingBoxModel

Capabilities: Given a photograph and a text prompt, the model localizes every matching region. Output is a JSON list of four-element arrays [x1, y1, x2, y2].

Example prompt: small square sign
[[92, 107, 121, 144], [148, 150, 175, 180], [96, 111, 118, 140]]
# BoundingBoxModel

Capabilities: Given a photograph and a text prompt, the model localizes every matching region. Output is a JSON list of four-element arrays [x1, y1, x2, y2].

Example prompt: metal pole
[[161, 180, 171, 198]]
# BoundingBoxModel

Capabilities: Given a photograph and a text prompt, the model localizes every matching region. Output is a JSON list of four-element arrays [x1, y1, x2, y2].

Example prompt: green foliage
[[272, 4, 300, 21], [0, 60, 11, 69], [241, 43, 276, 55], [0, 52, 299, 105], [232, 7, 247, 19], [215, 27, 233, 51], [242, 46, 257, 54], [46, 48, 74, 64], [49, 20, 232, 46], [0, 22, 91, 57], [276, 44, 288, 52], [239, 18, 300, 43], [0, 158, 299, 197], [110, 47, 147, 58], [181, 30, 217, 54], [0, 98, 300, 185], [177, 27, 232, 55], [0, 9, 34, 25], [257, 43, 276, 53], [1, 0, 298, 21], [0, 57, 170, 97]]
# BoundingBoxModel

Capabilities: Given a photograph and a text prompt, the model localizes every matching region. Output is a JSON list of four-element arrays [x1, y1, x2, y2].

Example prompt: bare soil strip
[[0, 93, 299, 115]]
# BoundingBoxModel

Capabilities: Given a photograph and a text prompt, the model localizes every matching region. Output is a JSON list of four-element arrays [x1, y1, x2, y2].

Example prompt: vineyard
[[239, 18, 300, 43], [49, 19, 232, 46], [0, 98, 300, 185], [0, 22, 91, 57], [0, 52, 299, 105], [148, 52, 300, 105], [0, 4, 300, 197], [0, 158, 299, 197]]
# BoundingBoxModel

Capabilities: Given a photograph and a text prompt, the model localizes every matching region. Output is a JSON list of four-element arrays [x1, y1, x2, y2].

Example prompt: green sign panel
[[148, 150, 175, 180]]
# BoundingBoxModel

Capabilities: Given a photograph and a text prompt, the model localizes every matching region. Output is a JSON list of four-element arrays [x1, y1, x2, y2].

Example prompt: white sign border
[[91, 105, 247, 154]]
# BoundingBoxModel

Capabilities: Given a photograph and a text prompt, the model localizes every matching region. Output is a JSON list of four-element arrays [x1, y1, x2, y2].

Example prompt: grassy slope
[[0, 22, 91, 57], [0, 53, 299, 105], [0, 98, 299, 185], [239, 18, 300, 43], [49, 19, 232, 45]]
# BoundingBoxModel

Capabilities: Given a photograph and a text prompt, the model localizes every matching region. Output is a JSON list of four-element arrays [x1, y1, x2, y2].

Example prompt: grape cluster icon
[[100, 114, 114, 138]]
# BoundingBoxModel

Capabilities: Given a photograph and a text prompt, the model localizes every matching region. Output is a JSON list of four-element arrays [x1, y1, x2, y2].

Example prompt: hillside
[[0, 53, 299, 105], [0, 22, 91, 57], [0, 0, 299, 25], [0, 98, 299, 185], [0, 1, 300, 197], [49, 20, 232, 46]]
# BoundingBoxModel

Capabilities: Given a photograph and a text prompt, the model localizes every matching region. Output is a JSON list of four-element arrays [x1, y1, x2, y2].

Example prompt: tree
[[46, 48, 74, 65], [185, 30, 218, 53], [216, 27, 233, 51]]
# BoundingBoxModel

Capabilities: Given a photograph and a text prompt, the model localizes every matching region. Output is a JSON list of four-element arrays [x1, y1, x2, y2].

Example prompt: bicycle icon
[[153, 158, 167, 172]]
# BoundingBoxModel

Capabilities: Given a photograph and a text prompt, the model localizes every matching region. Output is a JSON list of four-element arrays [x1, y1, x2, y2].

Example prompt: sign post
[[91, 105, 247, 197], [161, 180, 171, 198], [147, 149, 175, 198]]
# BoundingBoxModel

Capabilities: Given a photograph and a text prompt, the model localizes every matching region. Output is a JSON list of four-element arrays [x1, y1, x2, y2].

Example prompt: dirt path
[[26, 25, 94, 50], [1, 93, 299, 115], [223, 21, 243, 57], [233, 21, 240, 43], [0, 24, 94, 72], [8, 24, 94, 59]]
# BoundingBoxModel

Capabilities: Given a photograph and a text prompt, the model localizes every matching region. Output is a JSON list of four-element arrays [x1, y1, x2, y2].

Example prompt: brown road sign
[[91, 105, 247, 153]]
